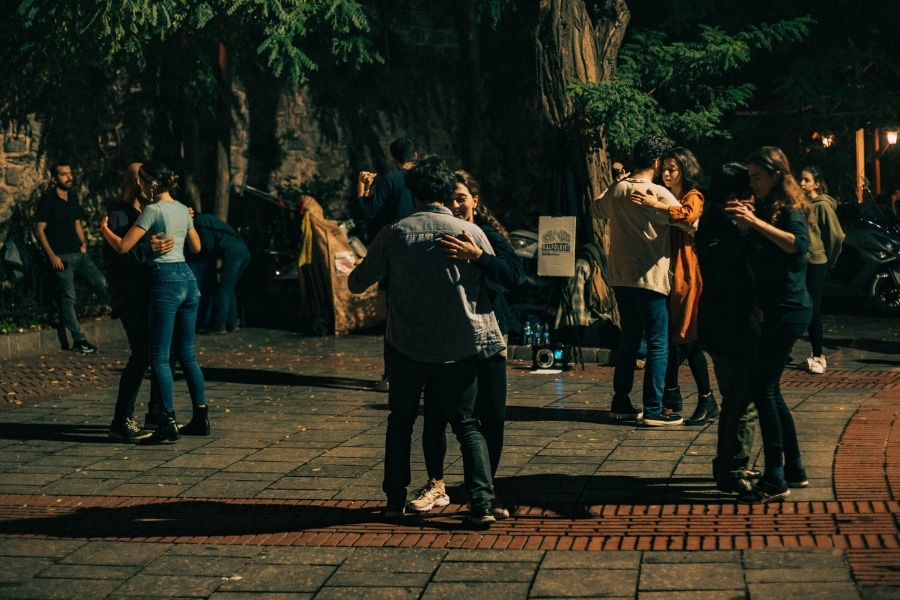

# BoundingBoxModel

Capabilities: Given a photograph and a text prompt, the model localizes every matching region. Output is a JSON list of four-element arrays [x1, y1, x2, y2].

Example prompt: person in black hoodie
[[696, 163, 760, 495]]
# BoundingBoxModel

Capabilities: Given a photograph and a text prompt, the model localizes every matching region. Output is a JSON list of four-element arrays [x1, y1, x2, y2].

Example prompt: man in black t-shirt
[[34, 163, 107, 353]]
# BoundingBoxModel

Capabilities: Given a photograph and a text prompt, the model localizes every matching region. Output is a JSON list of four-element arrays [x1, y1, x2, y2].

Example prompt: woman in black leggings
[[725, 147, 813, 504]]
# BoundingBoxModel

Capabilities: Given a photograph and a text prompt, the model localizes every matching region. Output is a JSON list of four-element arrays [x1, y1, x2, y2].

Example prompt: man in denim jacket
[[349, 155, 504, 526]]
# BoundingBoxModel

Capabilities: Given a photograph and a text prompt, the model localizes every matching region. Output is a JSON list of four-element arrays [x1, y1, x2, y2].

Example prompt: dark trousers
[[664, 341, 711, 395], [710, 354, 758, 487], [806, 263, 828, 357], [423, 352, 507, 480], [383, 344, 494, 512], [114, 302, 156, 423], [752, 320, 807, 476]]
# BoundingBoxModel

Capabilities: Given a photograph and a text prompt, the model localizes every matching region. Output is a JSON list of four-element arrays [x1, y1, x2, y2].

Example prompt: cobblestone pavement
[[0, 313, 898, 599]]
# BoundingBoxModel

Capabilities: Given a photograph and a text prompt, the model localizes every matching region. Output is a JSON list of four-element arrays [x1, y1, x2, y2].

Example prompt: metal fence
[[0, 239, 109, 332]]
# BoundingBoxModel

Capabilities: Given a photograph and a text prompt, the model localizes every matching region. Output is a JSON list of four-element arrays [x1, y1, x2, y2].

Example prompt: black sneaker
[[108, 418, 153, 441], [609, 398, 642, 421], [72, 339, 96, 354], [384, 501, 406, 520], [737, 479, 790, 504], [466, 508, 497, 528], [641, 408, 684, 426]]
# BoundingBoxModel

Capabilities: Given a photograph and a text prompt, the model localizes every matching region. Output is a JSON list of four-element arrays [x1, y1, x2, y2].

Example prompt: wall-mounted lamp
[[877, 129, 898, 159]]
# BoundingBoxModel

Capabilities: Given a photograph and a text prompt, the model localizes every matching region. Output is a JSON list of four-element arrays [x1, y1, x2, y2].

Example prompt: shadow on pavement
[[201, 367, 376, 390], [0, 423, 112, 443], [0, 496, 605, 538], [450, 473, 734, 518], [826, 336, 900, 355], [505, 405, 608, 423], [0, 499, 382, 538]]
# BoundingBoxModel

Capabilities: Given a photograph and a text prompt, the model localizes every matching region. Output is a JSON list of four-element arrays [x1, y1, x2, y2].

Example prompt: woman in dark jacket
[[407, 170, 525, 520], [725, 147, 812, 504]]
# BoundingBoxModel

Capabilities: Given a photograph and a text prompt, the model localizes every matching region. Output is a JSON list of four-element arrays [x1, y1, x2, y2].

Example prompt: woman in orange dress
[[634, 147, 717, 425]]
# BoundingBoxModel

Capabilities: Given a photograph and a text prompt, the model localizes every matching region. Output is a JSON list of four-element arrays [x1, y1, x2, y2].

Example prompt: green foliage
[[774, 36, 900, 129], [571, 17, 813, 153], [476, 0, 517, 27]]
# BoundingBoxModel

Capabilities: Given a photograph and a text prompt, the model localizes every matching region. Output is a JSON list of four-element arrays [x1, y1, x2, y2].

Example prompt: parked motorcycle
[[825, 193, 900, 315]]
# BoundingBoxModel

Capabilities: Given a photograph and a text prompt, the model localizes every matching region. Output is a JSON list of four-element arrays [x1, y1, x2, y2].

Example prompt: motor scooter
[[825, 192, 900, 315]]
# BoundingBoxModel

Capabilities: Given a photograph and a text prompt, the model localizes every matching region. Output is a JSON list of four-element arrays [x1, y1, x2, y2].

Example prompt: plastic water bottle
[[523, 321, 533, 346], [541, 324, 550, 345]]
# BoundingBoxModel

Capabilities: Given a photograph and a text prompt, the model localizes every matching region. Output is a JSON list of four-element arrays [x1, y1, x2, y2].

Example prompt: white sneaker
[[807, 356, 826, 374], [407, 478, 450, 512]]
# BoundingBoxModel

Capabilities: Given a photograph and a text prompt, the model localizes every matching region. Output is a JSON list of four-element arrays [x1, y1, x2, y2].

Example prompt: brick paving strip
[[0, 346, 897, 590]]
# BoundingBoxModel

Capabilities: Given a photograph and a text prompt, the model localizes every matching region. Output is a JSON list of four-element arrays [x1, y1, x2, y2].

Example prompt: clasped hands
[[440, 231, 483, 262]]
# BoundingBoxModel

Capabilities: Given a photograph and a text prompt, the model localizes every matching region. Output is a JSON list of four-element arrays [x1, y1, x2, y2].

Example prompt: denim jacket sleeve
[[348, 226, 390, 293]]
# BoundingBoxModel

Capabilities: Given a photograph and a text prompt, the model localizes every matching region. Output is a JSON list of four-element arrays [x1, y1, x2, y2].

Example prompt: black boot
[[143, 402, 165, 431], [684, 393, 719, 426], [662, 387, 683, 412], [143, 411, 180, 444], [179, 406, 210, 436]]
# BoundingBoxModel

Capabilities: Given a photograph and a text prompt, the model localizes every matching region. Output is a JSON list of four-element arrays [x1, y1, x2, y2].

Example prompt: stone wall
[[0, 120, 43, 242]]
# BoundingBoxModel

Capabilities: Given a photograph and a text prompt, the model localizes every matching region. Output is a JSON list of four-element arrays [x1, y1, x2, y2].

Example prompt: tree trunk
[[181, 110, 202, 213], [457, 0, 483, 170], [534, 0, 630, 244], [213, 41, 233, 221]]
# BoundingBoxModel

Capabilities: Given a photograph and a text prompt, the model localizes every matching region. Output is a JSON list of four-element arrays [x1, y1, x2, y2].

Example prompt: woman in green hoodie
[[798, 166, 844, 374]]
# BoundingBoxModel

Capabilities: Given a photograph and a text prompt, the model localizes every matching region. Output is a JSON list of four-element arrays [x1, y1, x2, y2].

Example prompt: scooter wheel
[[870, 270, 900, 315]]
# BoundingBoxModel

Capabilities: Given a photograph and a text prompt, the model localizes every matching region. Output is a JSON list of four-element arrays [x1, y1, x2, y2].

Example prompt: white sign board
[[537, 216, 576, 277]]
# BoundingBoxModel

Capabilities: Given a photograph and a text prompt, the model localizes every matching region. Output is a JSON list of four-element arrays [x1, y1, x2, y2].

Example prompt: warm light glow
[[887, 130, 898, 145], [822, 135, 834, 148]]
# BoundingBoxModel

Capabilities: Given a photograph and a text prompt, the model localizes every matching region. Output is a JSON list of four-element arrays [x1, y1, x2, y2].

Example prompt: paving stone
[[59, 541, 171, 566], [255, 547, 351, 565], [0, 577, 121, 599], [748, 581, 861, 600], [642, 551, 741, 564], [113, 573, 225, 597], [531, 567, 637, 597], [541, 551, 641, 569], [432, 560, 538, 582], [325, 570, 431, 587], [742, 549, 850, 569], [143, 554, 249, 577], [422, 582, 532, 599], [216, 564, 335, 592], [639, 561, 745, 591], [314, 587, 421, 600], [339, 548, 445, 572], [37, 563, 139, 579], [0, 556, 55, 580]]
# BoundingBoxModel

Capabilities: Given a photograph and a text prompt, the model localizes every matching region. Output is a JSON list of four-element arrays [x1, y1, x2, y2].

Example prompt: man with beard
[[35, 163, 107, 353]]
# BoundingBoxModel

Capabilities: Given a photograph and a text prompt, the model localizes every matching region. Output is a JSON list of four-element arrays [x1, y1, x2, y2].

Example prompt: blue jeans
[[212, 249, 250, 329], [612, 286, 669, 417], [149, 263, 206, 413], [752, 320, 807, 479], [383, 344, 494, 512], [53, 252, 106, 341]]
